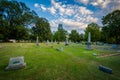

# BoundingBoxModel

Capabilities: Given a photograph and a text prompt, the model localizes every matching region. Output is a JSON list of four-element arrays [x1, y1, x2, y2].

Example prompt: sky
[[17, 0, 120, 33]]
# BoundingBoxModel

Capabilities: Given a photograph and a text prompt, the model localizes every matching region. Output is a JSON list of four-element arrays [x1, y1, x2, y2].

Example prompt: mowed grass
[[0, 43, 120, 80]]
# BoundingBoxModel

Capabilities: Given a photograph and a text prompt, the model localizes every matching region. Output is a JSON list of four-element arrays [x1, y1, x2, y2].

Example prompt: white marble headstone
[[5, 56, 26, 70]]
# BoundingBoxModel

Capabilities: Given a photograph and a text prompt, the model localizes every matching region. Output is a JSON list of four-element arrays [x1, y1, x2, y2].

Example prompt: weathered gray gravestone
[[111, 44, 118, 49], [99, 65, 112, 74], [5, 56, 26, 70], [65, 35, 69, 46], [36, 36, 39, 46], [65, 37, 69, 46], [46, 40, 49, 45], [56, 47, 63, 52], [86, 32, 91, 50]]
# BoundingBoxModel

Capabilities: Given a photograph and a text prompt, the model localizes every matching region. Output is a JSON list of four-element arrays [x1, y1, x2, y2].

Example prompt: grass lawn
[[0, 43, 120, 80]]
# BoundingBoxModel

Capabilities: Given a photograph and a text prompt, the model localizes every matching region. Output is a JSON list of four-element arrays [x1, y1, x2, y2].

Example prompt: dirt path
[[97, 53, 120, 58]]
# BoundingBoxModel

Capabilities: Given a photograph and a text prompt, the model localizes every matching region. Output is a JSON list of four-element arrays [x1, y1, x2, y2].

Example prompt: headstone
[[56, 47, 63, 52], [57, 41, 60, 44], [93, 53, 97, 56], [99, 65, 112, 74], [20, 43, 22, 47], [111, 44, 117, 49], [65, 35, 69, 46], [36, 36, 39, 46], [117, 50, 120, 52], [46, 40, 49, 45], [5, 56, 26, 70], [86, 32, 91, 50], [65, 37, 69, 46], [9, 39, 16, 43]]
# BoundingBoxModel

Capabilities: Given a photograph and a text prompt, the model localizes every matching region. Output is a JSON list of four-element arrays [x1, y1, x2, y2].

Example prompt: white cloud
[[91, 0, 111, 8], [34, 0, 99, 33], [40, 5, 47, 11], [75, 0, 89, 5], [79, 7, 93, 15], [48, 7, 56, 14], [34, 3, 39, 8]]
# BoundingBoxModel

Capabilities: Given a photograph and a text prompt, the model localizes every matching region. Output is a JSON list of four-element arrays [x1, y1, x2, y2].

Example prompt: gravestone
[[99, 65, 112, 74], [93, 53, 97, 56], [65, 37, 69, 46], [36, 36, 39, 46], [86, 32, 91, 50], [111, 44, 117, 49], [65, 35, 69, 46], [56, 47, 63, 52], [46, 40, 49, 45], [5, 56, 26, 70]]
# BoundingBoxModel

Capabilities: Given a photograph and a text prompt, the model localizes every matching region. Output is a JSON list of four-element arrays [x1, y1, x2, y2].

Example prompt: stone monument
[[86, 32, 91, 50], [36, 36, 39, 46], [5, 56, 26, 70], [46, 40, 49, 45], [65, 35, 69, 46]]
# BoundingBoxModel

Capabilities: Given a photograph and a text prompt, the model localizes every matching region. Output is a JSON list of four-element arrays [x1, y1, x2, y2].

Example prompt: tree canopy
[[53, 28, 67, 42], [0, 0, 52, 42], [69, 30, 80, 42], [84, 23, 101, 42], [102, 10, 120, 44], [32, 18, 52, 42]]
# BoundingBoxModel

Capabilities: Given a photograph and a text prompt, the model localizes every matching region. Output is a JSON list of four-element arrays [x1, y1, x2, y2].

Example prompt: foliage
[[84, 23, 101, 42], [53, 28, 67, 42], [0, 0, 52, 42], [32, 17, 52, 42], [69, 30, 80, 42], [102, 10, 120, 44], [0, 0, 37, 41]]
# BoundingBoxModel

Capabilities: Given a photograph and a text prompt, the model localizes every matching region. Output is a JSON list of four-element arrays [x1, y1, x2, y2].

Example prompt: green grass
[[0, 43, 120, 80]]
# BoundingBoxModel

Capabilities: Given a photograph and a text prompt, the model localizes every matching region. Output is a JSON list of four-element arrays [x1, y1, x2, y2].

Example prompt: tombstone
[[36, 36, 39, 46], [57, 41, 60, 44], [111, 44, 117, 49], [65, 35, 69, 46], [56, 47, 63, 52], [46, 40, 49, 45], [93, 53, 97, 56], [5, 56, 26, 70], [99, 65, 112, 74], [51, 40, 53, 44], [20, 43, 22, 47], [55, 40, 56, 43], [65, 37, 69, 46], [86, 32, 91, 50], [117, 50, 120, 52], [9, 39, 16, 43]]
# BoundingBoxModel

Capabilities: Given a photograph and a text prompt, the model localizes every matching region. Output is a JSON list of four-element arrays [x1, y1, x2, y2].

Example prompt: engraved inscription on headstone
[[5, 56, 26, 70]]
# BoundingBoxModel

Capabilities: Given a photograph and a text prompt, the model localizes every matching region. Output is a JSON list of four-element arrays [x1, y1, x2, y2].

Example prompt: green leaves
[[102, 10, 120, 44], [85, 23, 101, 42]]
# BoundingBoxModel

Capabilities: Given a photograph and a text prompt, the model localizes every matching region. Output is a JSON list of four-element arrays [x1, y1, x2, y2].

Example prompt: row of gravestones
[[36, 36, 69, 46]]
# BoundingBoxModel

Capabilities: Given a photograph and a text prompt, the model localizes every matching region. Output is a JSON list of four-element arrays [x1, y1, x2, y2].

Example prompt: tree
[[53, 28, 67, 42], [0, 0, 37, 41], [84, 23, 101, 42], [102, 10, 120, 44], [69, 30, 80, 42], [32, 17, 52, 42]]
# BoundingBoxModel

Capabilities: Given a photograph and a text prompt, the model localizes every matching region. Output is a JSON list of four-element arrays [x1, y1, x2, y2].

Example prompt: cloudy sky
[[17, 0, 120, 33]]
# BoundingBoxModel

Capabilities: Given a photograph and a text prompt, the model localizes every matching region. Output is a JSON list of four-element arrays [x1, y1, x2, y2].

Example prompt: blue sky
[[17, 0, 120, 33]]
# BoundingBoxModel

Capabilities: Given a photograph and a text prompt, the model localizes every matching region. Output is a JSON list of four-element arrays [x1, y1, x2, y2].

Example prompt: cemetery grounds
[[0, 42, 120, 80]]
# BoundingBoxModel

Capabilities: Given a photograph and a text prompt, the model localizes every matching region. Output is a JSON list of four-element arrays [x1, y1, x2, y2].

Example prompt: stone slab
[[5, 56, 26, 70]]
